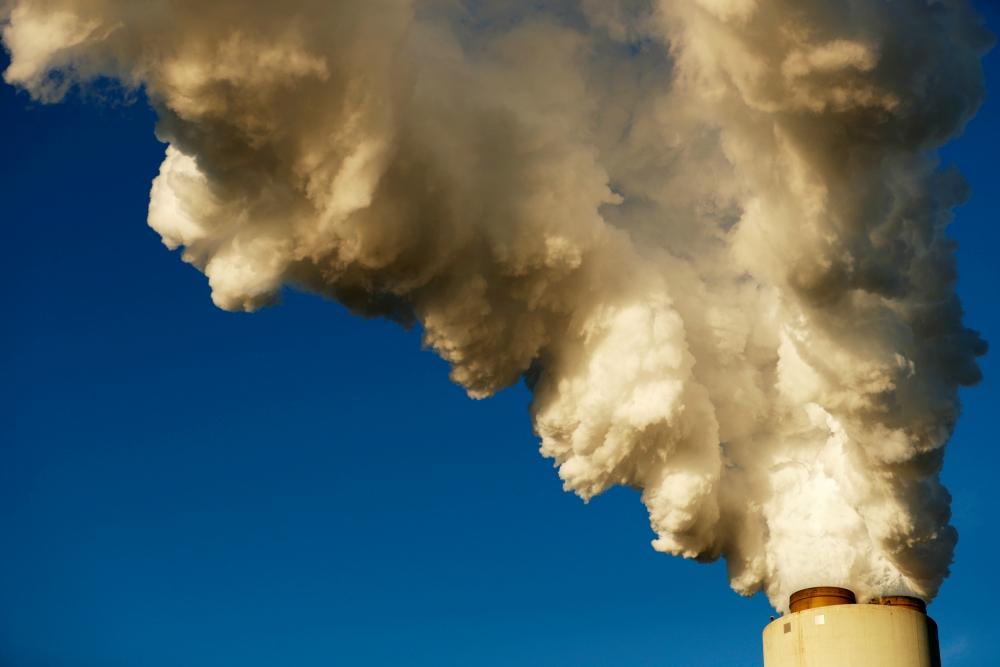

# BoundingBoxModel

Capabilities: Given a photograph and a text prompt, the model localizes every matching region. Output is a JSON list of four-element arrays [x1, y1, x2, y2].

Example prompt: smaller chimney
[[870, 596, 927, 614]]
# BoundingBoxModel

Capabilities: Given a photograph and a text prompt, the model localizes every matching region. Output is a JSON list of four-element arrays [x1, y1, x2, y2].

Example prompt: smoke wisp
[[3, 0, 990, 611]]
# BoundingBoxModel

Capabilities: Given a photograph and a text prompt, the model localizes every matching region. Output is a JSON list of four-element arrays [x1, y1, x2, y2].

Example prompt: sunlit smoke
[[3, 0, 990, 611]]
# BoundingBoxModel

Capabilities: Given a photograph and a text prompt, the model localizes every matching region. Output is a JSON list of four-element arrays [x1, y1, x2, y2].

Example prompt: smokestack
[[763, 588, 941, 667]]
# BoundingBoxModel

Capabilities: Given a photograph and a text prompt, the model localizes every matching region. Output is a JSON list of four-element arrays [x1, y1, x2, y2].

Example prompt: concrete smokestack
[[763, 588, 941, 667]]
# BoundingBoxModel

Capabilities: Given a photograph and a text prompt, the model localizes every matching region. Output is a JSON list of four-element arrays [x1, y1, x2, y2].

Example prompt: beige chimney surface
[[763, 588, 940, 667]]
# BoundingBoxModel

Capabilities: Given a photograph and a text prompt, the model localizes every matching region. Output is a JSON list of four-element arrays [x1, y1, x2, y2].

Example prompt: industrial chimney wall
[[762, 603, 940, 667]]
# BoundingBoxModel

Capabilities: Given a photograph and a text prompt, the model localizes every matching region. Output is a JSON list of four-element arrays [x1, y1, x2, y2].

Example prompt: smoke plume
[[3, 0, 990, 611]]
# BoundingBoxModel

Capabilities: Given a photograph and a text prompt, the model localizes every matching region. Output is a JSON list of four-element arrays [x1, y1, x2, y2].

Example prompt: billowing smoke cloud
[[3, 0, 990, 611]]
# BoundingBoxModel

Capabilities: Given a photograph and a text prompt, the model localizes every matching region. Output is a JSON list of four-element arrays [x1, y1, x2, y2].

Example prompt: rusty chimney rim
[[789, 587, 857, 613], [870, 596, 927, 615]]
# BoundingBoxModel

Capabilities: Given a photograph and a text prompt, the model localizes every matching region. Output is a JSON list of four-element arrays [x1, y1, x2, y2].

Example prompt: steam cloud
[[3, 0, 990, 611]]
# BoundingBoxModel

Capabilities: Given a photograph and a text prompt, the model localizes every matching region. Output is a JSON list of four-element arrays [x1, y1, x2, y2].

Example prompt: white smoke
[[3, 0, 990, 612]]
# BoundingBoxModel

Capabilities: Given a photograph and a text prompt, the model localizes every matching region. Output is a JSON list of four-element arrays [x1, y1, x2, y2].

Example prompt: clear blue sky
[[2, 4, 999, 666]]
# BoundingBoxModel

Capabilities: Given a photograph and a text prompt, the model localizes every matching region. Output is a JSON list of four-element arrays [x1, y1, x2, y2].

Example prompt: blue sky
[[2, 4, 999, 666]]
